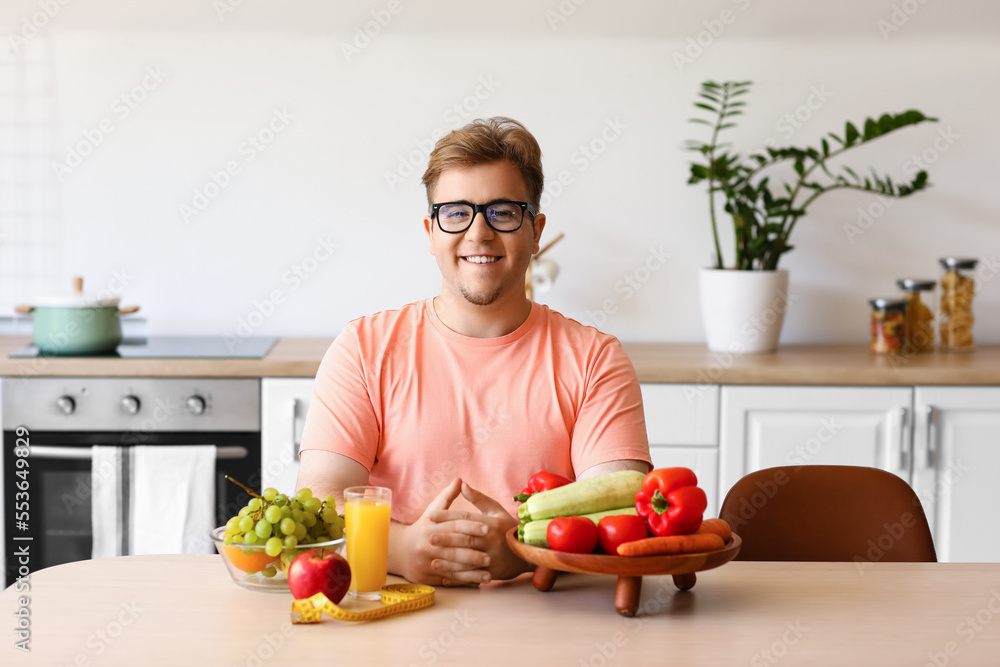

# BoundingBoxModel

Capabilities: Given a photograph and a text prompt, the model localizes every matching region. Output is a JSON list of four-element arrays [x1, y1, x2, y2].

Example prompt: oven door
[[3, 431, 261, 588]]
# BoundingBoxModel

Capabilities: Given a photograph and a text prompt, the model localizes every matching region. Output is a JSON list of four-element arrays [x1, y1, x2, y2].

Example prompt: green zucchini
[[519, 506, 639, 547], [517, 469, 645, 523]]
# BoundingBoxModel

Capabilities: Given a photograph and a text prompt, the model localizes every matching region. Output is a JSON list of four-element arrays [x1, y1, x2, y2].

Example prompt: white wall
[[3, 0, 998, 345]]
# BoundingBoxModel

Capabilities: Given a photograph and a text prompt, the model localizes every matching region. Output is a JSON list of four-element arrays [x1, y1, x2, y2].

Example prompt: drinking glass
[[344, 486, 392, 600]]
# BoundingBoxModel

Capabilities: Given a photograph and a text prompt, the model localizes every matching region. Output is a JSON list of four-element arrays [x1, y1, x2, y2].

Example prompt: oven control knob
[[186, 395, 206, 415], [121, 395, 141, 415], [56, 395, 76, 415]]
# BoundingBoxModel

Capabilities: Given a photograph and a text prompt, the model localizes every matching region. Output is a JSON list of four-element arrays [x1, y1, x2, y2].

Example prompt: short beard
[[459, 284, 504, 306]]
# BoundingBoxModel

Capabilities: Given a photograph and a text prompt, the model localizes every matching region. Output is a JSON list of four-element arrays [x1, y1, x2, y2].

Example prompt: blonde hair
[[421, 117, 544, 212]]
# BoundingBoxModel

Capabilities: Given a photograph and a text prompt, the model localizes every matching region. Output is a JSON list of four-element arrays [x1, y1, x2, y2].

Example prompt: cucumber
[[517, 469, 645, 523], [519, 506, 639, 548]]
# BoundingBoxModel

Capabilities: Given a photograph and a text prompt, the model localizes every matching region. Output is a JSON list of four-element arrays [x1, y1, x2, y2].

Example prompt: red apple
[[287, 549, 352, 603]]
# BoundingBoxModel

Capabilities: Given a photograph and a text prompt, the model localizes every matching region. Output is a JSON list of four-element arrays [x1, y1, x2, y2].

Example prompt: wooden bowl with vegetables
[[506, 527, 740, 617], [510, 469, 741, 617]]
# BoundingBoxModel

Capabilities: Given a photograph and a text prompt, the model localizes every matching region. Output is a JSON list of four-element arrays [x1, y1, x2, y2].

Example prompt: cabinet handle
[[290, 398, 300, 461], [898, 406, 910, 471], [925, 405, 936, 468]]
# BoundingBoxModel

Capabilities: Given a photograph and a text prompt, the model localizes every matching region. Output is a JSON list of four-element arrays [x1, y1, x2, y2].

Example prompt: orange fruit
[[224, 545, 279, 573]]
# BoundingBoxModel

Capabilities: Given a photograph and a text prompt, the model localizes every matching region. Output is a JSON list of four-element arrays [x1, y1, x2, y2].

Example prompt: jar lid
[[939, 257, 979, 271], [897, 278, 936, 292], [869, 297, 908, 312]]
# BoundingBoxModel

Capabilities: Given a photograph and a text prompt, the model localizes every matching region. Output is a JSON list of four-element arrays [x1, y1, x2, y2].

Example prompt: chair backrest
[[719, 465, 937, 562]]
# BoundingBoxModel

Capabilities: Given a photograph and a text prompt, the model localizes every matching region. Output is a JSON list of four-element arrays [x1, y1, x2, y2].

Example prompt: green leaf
[[821, 138, 829, 157], [845, 122, 860, 146], [688, 118, 714, 126], [693, 102, 717, 113], [863, 118, 878, 140]]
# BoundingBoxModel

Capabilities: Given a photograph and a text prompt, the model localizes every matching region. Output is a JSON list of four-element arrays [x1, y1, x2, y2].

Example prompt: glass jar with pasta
[[869, 298, 908, 354], [897, 278, 936, 353], [939, 257, 977, 352]]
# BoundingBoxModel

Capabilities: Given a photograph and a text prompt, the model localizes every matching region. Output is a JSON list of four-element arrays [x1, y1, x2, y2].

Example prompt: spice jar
[[869, 298, 907, 354], [897, 279, 936, 353], [939, 257, 978, 352]]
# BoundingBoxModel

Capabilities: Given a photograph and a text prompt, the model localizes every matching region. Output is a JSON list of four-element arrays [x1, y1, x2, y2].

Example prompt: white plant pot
[[699, 268, 791, 354]]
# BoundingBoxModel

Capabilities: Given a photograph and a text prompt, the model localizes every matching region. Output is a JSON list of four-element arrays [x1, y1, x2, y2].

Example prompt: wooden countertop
[[3, 556, 999, 665], [1, 335, 998, 384]]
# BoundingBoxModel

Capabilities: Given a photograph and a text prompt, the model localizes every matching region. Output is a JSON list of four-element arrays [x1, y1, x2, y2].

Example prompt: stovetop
[[8, 336, 277, 359]]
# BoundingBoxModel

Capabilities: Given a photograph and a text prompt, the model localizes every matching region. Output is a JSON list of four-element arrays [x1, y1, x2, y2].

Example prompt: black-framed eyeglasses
[[430, 200, 537, 234]]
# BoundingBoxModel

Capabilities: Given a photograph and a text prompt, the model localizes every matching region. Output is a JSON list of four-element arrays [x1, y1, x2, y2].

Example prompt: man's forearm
[[387, 520, 412, 580]]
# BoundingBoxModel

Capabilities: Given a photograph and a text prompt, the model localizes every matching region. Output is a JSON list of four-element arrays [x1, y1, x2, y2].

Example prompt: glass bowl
[[210, 526, 346, 593]]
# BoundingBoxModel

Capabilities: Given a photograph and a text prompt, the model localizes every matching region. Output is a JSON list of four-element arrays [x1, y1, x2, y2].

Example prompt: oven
[[3, 378, 261, 587]]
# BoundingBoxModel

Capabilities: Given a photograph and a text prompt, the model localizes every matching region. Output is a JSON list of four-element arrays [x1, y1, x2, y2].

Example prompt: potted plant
[[686, 80, 936, 352]]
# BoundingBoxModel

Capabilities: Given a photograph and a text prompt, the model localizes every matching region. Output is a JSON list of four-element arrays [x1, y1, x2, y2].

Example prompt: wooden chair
[[719, 465, 937, 562]]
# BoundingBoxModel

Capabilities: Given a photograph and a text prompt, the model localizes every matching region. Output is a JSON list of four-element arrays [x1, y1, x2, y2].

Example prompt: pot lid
[[34, 277, 121, 308]]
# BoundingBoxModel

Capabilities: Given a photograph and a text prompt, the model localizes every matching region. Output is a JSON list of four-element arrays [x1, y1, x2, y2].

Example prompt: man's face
[[424, 161, 545, 307]]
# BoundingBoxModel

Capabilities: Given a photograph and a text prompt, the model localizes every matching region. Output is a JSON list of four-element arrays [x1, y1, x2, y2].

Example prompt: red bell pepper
[[634, 467, 707, 537], [513, 471, 572, 503]]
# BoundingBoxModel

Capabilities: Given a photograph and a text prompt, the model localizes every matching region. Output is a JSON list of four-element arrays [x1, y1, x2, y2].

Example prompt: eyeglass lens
[[437, 202, 523, 232]]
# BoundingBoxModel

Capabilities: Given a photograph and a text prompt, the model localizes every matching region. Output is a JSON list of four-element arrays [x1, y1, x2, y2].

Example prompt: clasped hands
[[392, 478, 531, 587]]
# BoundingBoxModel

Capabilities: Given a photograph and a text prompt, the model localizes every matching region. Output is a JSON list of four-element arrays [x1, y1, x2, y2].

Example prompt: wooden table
[[3, 556, 1000, 665]]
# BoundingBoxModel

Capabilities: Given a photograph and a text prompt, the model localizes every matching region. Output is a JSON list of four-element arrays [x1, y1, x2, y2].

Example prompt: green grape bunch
[[222, 479, 345, 579]]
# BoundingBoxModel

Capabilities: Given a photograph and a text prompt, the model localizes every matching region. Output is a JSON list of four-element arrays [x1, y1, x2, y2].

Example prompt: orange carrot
[[617, 532, 724, 557], [695, 518, 732, 542]]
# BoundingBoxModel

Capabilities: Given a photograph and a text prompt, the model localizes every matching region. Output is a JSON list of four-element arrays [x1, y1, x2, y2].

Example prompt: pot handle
[[14, 305, 34, 314], [119, 305, 141, 315]]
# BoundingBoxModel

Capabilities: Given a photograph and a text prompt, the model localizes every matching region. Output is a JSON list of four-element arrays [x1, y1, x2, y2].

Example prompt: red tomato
[[597, 515, 649, 555], [546, 516, 599, 554]]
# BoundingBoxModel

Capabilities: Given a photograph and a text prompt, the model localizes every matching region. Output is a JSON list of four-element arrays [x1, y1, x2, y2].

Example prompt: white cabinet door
[[649, 446, 720, 519], [912, 387, 1000, 563], [719, 386, 914, 497], [260, 378, 315, 494], [640, 383, 719, 447], [641, 383, 719, 516]]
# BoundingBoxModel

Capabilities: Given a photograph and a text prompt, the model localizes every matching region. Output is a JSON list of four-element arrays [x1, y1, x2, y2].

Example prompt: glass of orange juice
[[344, 486, 392, 600]]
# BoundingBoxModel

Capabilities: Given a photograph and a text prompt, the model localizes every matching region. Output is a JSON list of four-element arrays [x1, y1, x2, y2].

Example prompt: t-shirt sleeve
[[298, 323, 381, 471], [570, 338, 652, 474]]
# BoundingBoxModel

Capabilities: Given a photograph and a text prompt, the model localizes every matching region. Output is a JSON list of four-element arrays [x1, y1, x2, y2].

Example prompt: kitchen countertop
[[3, 555, 999, 665], [1, 335, 998, 384]]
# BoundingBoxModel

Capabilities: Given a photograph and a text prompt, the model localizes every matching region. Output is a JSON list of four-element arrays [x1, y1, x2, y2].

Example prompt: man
[[297, 117, 651, 586]]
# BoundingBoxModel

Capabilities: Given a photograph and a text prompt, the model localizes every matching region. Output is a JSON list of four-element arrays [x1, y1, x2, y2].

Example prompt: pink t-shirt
[[300, 298, 651, 523]]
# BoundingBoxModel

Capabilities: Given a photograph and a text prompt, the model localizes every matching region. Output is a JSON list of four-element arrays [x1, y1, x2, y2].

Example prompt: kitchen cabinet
[[719, 386, 913, 493], [640, 383, 719, 517], [719, 385, 1000, 563], [911, 387, 1000, 563], [260, 378, 313, 494]]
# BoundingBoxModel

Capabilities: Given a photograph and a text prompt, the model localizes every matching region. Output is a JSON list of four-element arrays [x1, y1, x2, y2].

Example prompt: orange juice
[[344, 487, 392, 599]]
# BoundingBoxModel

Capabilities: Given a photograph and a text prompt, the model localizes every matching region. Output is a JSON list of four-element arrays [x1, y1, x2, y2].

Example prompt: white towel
[[91, 445, 125, 559], [130, 445, 217, 556], [91, 445, 217, 558]]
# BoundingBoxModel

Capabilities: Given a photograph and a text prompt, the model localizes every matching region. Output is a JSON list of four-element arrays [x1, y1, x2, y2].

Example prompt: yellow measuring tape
[[290, 583, 435, 624]]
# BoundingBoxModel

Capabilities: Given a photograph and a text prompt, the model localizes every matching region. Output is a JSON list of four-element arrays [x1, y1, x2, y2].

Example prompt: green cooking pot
[[15, 277, 140, 356]]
